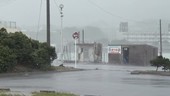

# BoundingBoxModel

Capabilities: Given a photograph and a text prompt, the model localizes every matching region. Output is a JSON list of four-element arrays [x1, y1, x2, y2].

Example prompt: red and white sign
[[108, 46, 121, 54], [72, 32, 79, 39]]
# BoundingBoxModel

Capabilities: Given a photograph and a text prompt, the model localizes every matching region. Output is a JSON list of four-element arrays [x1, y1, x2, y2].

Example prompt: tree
[[32, 43, 57, 69], [161, 58, 170, 72], [166, 62, 170, 72], [0, 28, 57, 72], [150, 56, 163, 71], [0, 28, 8, 44], [150, 56, 170, 72], [0, 45, 17, 72], [7, 32, 32, 65]]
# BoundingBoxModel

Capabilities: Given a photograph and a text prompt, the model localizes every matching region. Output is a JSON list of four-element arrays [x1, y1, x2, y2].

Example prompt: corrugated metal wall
[[108, 44, 158, 66]]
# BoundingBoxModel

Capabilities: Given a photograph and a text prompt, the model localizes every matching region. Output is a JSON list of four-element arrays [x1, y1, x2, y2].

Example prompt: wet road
[[0, 63, 170, 96]]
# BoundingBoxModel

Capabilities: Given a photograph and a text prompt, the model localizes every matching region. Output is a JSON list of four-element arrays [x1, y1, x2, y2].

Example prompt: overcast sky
[[0, 0, 169, 28], [0, 0, 170, 42]]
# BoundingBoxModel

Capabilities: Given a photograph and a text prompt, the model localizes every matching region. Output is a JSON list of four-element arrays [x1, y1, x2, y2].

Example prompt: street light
[[59, 4, 64, 12], [59, 4, 64, 64]]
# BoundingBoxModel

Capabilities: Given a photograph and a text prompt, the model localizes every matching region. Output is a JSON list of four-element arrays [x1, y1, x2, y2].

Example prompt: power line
[[88, 0, 138, 22], [87, 0, 160, 34], [36, 0, 43, 40], [53, 0, 60, 12]]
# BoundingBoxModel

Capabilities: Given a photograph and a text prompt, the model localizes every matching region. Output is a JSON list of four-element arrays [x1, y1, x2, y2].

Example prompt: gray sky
[[0, 0, 170, 41], [0, 0, 169, 27]]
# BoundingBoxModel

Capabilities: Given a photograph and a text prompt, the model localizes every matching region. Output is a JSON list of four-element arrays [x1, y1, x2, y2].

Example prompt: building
[[122, 31, 170, 52], [0, 21, 20, 32], [108, 44, 158, 66], [77, 42, 102, 63]]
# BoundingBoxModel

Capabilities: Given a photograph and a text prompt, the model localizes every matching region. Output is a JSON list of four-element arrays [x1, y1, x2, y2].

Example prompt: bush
[[0, 46, 17, 72], [150, 56, 170, 71], [0, 28, 57, 72]]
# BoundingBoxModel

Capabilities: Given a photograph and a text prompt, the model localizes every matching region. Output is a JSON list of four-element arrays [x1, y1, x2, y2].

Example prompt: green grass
[[32, 92, 78, 96], [0, 93, 22, 96], [0, 92, 78, 96]]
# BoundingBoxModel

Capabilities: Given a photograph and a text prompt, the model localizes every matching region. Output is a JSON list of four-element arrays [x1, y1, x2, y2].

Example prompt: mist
[[0, 0, 170, 48]]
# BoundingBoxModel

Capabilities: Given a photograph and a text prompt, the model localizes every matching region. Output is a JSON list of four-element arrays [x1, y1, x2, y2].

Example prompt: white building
[[0, 21, 20, 32]]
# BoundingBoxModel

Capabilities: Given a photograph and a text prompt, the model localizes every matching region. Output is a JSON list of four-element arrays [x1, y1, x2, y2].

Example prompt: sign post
[[72, 32, 79, 68], [75, 39, 77, 68]]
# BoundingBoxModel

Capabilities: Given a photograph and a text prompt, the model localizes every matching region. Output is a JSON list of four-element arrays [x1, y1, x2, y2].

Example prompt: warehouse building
[[108, 44, 158, 66]]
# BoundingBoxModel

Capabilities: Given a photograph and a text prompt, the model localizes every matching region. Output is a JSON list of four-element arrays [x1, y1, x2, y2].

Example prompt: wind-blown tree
[[31, 42, 57, 69], [0, 45, 17, 72], [0, 28, 8, 39], [0, 28, 17, 72], [7, 32, 32, 65], [0, 28, 57, 72], [161, 58, 170, 71], [166, 62, 170, 72], [150, 56, 170, 72], [150, 56, 164, 71]]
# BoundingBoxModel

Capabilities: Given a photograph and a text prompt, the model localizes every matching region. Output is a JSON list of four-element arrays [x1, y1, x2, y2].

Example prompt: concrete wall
[[126, 45, 158, 66], [77, 43, 102, 63]]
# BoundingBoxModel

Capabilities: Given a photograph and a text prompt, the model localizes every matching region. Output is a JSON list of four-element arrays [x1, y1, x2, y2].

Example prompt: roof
[[108, 44, 158, 48]]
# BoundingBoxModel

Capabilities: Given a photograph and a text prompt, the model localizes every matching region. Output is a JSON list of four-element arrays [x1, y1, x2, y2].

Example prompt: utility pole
[[46, 0, 50, 46], [160, 19, 162, 56], [59, 4, 64, 63]]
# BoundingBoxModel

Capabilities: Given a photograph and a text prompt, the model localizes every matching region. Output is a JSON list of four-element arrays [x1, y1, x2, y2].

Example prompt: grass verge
[[0, 93, 23, 96], [131, 70, 170, 76], [32, 92, 79, 96], [0, 91, 79, 96]]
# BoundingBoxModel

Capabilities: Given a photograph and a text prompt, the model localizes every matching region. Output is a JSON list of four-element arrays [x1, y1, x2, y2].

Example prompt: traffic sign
[[72, 32, 79, 39], [72, 32, 79, 68]]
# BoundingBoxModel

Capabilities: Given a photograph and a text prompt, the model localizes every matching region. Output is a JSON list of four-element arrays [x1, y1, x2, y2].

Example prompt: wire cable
[[36, 0, 43, 40], [88, 0, 138, 22], [53, 0, 60, 12]]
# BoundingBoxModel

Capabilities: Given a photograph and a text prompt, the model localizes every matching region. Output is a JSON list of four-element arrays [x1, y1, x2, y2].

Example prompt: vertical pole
[[59, 4, 64, 63], [82, 29, 84, 43], [46, 0, 50, 46], [160, 19, 162, 56], [78, 32, 80, 43], [61, 11, 63, 62], [75, 39, 77, 68]]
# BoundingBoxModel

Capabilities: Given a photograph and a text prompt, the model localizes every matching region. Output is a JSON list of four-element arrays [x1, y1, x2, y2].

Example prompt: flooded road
[[0, 63, 170, 96]]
